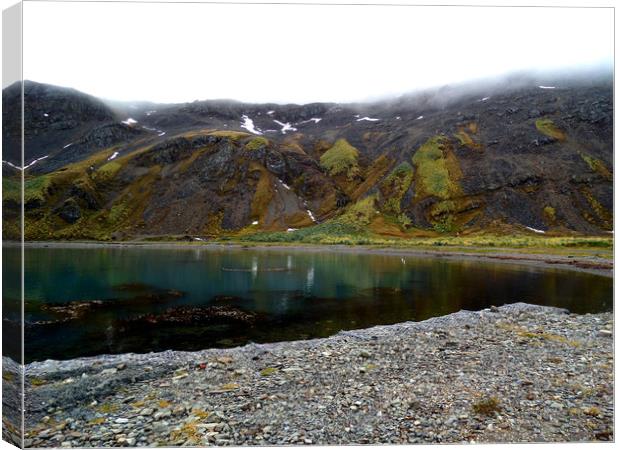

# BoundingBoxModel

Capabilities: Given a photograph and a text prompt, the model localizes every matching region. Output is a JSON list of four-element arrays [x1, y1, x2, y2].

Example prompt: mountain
[[2, 77, 613, 241]]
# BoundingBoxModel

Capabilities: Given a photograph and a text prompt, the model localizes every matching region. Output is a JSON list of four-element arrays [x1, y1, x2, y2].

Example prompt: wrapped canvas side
[[2, 2, 24, 449]]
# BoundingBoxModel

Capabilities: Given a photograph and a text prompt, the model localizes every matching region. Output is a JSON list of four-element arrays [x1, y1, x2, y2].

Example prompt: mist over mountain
[[2, 71, 613, 240]]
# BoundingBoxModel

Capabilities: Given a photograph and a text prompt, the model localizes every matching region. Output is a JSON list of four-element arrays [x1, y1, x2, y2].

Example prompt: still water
[[2, 246, 612, 362]]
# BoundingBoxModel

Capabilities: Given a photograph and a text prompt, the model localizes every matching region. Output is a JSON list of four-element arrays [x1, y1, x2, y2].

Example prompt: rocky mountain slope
[[2, 76, 613, 241]]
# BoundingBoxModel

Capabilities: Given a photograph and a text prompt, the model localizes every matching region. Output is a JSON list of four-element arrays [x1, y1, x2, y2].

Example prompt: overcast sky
[[22, 2, 613, 104]]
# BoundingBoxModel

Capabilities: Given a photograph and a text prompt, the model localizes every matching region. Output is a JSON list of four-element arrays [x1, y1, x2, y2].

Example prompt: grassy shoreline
[[11, 236, 613, 277]]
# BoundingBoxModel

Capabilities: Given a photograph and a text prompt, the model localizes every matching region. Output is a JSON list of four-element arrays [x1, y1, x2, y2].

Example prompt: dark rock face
[[2, 81, 118, 165], [55, 198, 81, 223], [3, 77, 614, 238]]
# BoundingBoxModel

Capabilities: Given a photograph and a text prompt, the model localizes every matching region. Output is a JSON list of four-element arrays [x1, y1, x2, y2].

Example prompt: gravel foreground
[[16, 303, 614, 446]]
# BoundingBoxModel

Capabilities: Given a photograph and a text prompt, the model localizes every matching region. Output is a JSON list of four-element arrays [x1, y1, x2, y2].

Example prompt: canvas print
[[1, 1, 614, 447]]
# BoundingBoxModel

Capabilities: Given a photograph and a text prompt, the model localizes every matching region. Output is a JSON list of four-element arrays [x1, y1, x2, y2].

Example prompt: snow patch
[[43, 113, 49, 117], [122, 118, 138, 125], [274, 120, 298, 134], [416, 115, 424, 120], [267, 110, 275, 115], [525, 226, 545, 234], [538, 86, 556, 89], [278, 179, 291, 190], [251, 221, 259, 226], [356, 117, 379, 122], [307, 210, 316, 222], [240, 115, 263, 135], [22, 155, 49, 170], [2, 161, 21, 170], [480, 97, 490, 101], [108, 151, 120, 161], [286, 228, 298, 232], [142, 125, 166, 136], [193, 237, 204, 241], [298, 118, 322, 125], [145, 110, 157, 116], [395, 116, 401, 120], [63, 143, 73, 149]]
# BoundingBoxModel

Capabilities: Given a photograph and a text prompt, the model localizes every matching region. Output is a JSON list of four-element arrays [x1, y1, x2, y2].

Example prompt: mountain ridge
[[2, 77, 613, 240]]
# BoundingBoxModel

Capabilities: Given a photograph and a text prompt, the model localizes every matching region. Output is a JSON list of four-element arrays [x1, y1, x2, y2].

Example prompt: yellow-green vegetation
[[2, 372, 14, 382], [497, 322, 581, 347], [579, 152, 612, 181], [219, 383, 240, 391], [4, 175, 53, 205], [206, 130, 250, 140], [2, 178, 21, 203], [30, 377, 46, 386], [472, 396, 501, 416], [584, 406, 602, 417], [380, 162, 413, 216], [170, 421, 202, 445], [411, 136, 462, 201], [349, 154, 391, 201], [580, 187, 612, 230], [320, 138, 360, 179], [192, 408, 211, 419], [454, 121, 481, 150], [93, 161, 122, 182], [543, 206, 556, 224], [6, 145, 143, 241], [88, 417, 106, 426], [454, 123, 482, 150], [245, 137, 269, 151], [411, 136, 467, 231], [535, 118, 566, 141], [340, 196, 378, 226], [96, 402, 119, 414], [239, 226, 612, 257], [454, 130, 475, 147], [260, 367, 279, 376], [250, 163, 274, 221]]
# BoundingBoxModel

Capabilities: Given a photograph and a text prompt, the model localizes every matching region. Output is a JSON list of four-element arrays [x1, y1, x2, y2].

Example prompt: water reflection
[[2, 246, 612, 362]]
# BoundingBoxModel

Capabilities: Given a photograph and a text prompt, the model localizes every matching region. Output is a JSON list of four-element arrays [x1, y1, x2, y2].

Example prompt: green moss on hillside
[[411, 136, 462, 201], [250, 163, 274, 221], [206, 130, 250, 140], [579, 152, 612, 181], [2, 178, 21, 202], [535, 119, 566, 141], [580, 187, 612, 230], [245, 137, 269, 151], [320, 139, 360, 179], [340, 196, 379, 226], [5, 175, 53, 205], [380, 162, 413, 215], [543, 206, 557, 224], [410, 136, 473, 232], [94, 161, 122, 181]]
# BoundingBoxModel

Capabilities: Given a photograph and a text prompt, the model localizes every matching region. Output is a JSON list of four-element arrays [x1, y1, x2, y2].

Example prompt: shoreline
[[11, 240, 614, 277], [18, 303, 588, 373], [14, 303, 614, 445]]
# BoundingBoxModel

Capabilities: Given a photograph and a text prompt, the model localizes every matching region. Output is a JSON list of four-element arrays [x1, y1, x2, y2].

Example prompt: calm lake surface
[[3, 246, 613, 363]]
